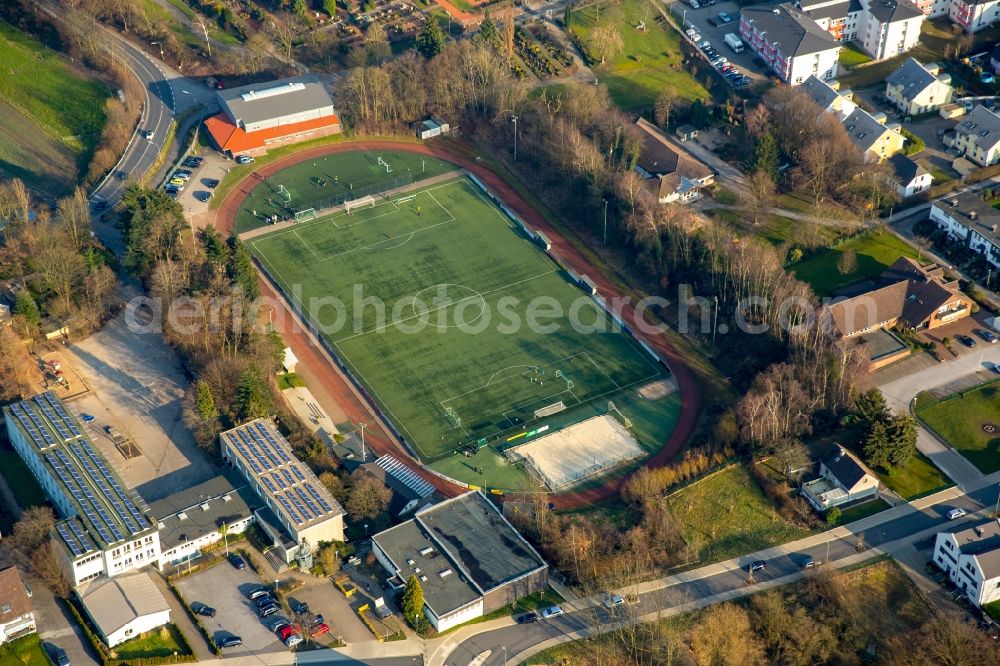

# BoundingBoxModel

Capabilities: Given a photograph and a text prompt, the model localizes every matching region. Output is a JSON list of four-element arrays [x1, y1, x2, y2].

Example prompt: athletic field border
[[216, 139, 702, 507]]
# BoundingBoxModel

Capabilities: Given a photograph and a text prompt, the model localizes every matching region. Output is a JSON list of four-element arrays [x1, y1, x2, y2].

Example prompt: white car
[[236, 155, 255, 165], [541, 605, 563, 619], [602, 594, 625, 610], [947, 508, 966, 520], [689, 32, 702, 42], [143, 130, 153, 141]]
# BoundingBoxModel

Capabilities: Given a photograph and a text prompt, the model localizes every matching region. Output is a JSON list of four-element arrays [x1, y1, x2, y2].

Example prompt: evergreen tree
[[417, 18, 445, 59], [754, 132, 780, 181], [885, 415, 917, 470], [201, 228, 228, 264], [195, 380, 219, 420], [13, 291, 40, 327], [863, 421, 890, 471], [235, 365, 270, 422], [226, 236, 260, 299], [478, 11, 498, 43], [853, 388, 890, 432], [402, 575, 425, 628]]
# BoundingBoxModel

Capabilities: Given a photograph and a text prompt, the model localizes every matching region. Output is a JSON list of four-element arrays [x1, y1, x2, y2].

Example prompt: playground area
[[247, 163, 675, 470], [234, 150, 456, 234]]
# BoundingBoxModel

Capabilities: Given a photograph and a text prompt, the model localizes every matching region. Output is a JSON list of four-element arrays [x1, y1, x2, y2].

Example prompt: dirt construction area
[[62, 288, 219, 502]]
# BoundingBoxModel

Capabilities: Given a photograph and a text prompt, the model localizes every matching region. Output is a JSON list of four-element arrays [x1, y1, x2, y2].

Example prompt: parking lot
[[63, 292, 219, 502], [171, 150, 230, 221], [174, 561, 282, 656], [669, 0, 769, 84], [284, 572, 384, 645]]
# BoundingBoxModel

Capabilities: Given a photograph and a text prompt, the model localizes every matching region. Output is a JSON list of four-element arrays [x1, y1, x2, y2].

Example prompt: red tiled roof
[[203, 112, 341, 153]]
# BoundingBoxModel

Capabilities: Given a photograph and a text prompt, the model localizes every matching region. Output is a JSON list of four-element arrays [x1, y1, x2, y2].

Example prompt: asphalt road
[[444, 482, 999, 665]]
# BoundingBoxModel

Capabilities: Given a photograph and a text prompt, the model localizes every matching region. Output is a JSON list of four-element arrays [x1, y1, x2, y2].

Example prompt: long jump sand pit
[[508, 415, 644, 489]]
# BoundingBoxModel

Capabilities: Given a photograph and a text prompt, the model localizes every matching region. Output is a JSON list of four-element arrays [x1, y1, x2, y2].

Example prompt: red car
[[278, 625, 297, 641], [310, 623, 330, 637]]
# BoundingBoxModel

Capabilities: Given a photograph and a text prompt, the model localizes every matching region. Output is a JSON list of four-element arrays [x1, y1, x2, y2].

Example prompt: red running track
[[215, 140, 702, 509]]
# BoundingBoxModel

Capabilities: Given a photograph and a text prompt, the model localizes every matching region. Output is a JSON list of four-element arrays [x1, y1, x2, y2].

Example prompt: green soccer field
[[234, 151, 456, 233], [249, 175, 667, 461]]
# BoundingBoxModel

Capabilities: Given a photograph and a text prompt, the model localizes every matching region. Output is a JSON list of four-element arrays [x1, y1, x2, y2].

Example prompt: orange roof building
[[204, 74, 342, 156]]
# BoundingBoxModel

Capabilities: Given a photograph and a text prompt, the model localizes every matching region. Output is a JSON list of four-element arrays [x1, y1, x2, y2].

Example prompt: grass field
[[234, 150, 455, 233], [113, 625, 191, 659], [568, 0, 709, 112], [916, 380, 1000, 474], [0, 20, 109, 194], [790, 230, 920, 296], [665, 465, 813, 564], [249, 171, 671, 464], [838, 43, 872, 68], [0, 634, 50, 666]]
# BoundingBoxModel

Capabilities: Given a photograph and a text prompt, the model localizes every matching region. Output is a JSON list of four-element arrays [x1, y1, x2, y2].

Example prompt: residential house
[[822, 256, 973, 338], [802, 446, 881, 511], [929, 190, 1000, 267], [800, 76, 906, 160], [950, 105, 1000, 167], [371, 491, 547, 632], [0, 568, 35, 644], [77, 573, 171, 647], [885, 58, 953, 115], [629, 118, 715, 204], [886, 153, 932, 197], [933, 519, 1000, 607], [947, 0, 1000, 32], [739, 5, 842, 85], [794, 0, 925, 59]]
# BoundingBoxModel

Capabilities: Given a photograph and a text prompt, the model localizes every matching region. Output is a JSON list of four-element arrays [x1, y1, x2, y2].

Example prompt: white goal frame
[[295, 208, 317, 222], [344, 195, 376, 214], [377, 156, 393, 173]]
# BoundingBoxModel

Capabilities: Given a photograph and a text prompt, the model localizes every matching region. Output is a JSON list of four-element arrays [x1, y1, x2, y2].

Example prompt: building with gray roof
[[372, 491, 547, 632], [951, 105, 1000, 166], [740, 5, 842, 84], [3, 392, 159, 588], [933, 519, 1000, 607], [885, 58, 953, 115], [217, 74, 335, 133], [930, 190, 1000, 267], [149, 474, 259, 568], [77, 573, 170, 647]]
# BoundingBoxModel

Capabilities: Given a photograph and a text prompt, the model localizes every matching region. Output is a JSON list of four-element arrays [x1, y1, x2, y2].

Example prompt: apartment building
[[949, 105, 1000, 167], [797, 0, 925, 59], [740, 5, 842, 84], [801, 75, 906, 160], [929, 191, 1000, 268], [933, 519, 1000, 607], [885, 58, 954, 115]]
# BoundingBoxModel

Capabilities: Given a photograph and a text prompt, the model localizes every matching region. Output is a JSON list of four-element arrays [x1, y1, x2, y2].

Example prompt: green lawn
[[916, 381, 1000, 474], [277, 372, 306, 390], [568, 0, 709, 112], [0, 634, 50, 666], [838, 43, 872, 68], [830, 498, 890, 526], [880, 451, 952, 499], [113, 624, 191, 659], [0, 446, 49, 508], [790, 230, 920, 295], [249, 172, 672, 466], [665, 465, 813, 564], [0, 20, 109, 193], [234, 150, 455, 233]]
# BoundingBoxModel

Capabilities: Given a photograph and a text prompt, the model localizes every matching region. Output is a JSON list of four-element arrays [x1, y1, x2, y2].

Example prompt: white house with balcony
[[0, 568, 35, 645], [802, 446, 880, 511], [933, 519, 1000, 607], [929, 191, 1000, 268]]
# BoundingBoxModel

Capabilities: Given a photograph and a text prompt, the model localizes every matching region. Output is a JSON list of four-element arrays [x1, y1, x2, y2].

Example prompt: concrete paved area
[[62, 288, 219, 502], [283, 573, 376, 645], [33, 584, 100, 666], [174, 561, 282, 656]]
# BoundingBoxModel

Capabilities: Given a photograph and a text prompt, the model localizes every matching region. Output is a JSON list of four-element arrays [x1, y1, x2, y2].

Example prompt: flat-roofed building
[[372, 491, 547, 632], [204, 74, 342, 157], [220, 419, 345, 566], [3, 392, 159, 588]]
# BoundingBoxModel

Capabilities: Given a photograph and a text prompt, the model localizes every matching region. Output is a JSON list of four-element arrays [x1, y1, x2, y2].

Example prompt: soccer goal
[[377, 156, 393, 173], [395, 194, 416, 206], [344, 195, 376, 214], [295, 208, 317, 223], [278, 184, 292, 203]]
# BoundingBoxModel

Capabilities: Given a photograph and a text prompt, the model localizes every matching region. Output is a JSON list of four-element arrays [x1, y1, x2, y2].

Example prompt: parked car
[[284, 634, 303, 648], [172, 172, 190, 181], [248, 586, 271, 600], [310, 623, 330, 637], [228, 553, 246, 569], [801, 556, 818, 569], [700, 40, 711, 50], [205, 179, 219, 189], [259, 605, 280, 618], [957, 335, 977, 348], [271, 619, 291, 634], [948, 508, 967, 520], [515, 612, 538, 624], [236, 155, 255, 165], [254, 595, 275, 608], [309, 614, 325, 627], [217, 636, 242, 649], [975, 328, 997, 344], [278, 625, 297, 641], [541, 605, 564, 619], [169, 177, 186, 187], [80, 413, 95, 423], [689, 31, 702, 42], [193, 603, 216, 617], [747, 560, 767, 573], [718, 11, 733, 22], [602, 594, 625, 609], [292, 601, 310, 615]]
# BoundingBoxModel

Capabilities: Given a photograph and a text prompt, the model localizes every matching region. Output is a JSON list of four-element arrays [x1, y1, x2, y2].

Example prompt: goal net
[[295, 208, 317, 222], [278, 184, 292, 203], [345, 195, 376, 214]]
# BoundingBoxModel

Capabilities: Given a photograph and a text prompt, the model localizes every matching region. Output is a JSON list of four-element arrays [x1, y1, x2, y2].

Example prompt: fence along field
[[0, 20, 109, 194], [249, 172, 668, 462]]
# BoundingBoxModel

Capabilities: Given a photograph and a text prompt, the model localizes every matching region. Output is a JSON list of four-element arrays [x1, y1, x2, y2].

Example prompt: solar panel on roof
[[277, 494, 303, 525], [20, 403, 56, 447], [57, 523, 84, 557], [262, 476, 278, 493], [67, 519, 93, 552], [297, 486, 320, 517], [44, 392, 82, 438], [77, 440, 148, 533], [289, 489, 313, 522], [37, 399, 72, 441], [305, 483, 334, 513], [291, 465, 307, 483]]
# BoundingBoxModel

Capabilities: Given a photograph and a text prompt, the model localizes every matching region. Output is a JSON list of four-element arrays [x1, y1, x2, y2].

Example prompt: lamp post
[[502, 646, 508, 665], [602, 199, 608, 246], [150, 41, 163, 60], [511, 116, 518, 161]]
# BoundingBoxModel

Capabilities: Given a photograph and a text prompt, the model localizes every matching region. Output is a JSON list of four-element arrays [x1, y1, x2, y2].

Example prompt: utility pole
[[511, 116, 518, 161], [602, 198, 608, 245], [712, 296, 719, 345], [359, 422, 367, 462]]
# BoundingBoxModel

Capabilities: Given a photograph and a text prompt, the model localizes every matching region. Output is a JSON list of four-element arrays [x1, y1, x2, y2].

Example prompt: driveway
[[33, 582, 100, 666], [669, 0, 769, 83], [174, 561, 282, 656], [62, 284, 220, 502]]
